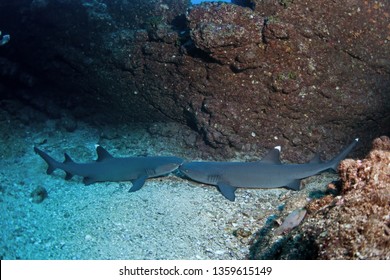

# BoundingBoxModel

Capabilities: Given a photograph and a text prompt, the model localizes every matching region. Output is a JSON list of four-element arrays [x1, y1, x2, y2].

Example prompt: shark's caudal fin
[[34, 147, 61, 174], [328, 138, 359, 171]]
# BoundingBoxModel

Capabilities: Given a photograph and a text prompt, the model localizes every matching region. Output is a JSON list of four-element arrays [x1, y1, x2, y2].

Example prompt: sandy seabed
[[0, 116, 338, 260]]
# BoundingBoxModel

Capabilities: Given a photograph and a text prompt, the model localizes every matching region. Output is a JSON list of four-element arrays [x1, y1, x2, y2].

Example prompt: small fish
[[0, 31, 10, 46], [275, 208, 307, 235]]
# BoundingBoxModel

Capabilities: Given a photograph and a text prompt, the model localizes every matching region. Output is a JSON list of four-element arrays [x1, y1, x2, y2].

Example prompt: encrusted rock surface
[[249, 136, 389, 259], [0, 0, 389, 160], [187, 3, 264, 66], [313, 136, 390, 259]]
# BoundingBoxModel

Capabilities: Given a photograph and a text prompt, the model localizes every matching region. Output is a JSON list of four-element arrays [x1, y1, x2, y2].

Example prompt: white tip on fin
[[274, 145, 281, 151], [355, 138, 359, 141]]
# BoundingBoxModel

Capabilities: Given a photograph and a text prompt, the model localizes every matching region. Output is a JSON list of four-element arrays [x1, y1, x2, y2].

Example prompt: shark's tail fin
[[34, 147, 60, 174], [328, 138, 359, 171]]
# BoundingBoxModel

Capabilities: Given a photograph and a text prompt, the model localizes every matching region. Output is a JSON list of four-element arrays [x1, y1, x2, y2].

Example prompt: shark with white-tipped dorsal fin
[[34, 146, 184, 192], [179, 139, 359, 201]]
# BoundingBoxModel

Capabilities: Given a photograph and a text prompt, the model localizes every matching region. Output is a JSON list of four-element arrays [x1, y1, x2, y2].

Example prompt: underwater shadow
[[248, 215, 319, 260]]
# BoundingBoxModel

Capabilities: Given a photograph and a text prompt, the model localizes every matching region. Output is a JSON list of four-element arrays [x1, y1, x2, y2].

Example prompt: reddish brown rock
[[0, 0, 389, 161], [185, 1, 389, 160], [187, 3, 264, 66], [305, 136, 390, 259], [249, 136, 389, 259]]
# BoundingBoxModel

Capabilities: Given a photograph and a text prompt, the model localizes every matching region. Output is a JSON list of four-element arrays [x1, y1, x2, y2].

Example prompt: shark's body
[[179, 139, 358, 201], [34, 146, 184, 192]]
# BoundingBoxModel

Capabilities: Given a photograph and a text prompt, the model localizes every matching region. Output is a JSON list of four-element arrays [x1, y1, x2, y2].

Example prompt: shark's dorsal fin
[[96, 146, 114, 161], [261, 146, 282, 164], [64, 153, 74, 163], [309, 153, 322, 164]]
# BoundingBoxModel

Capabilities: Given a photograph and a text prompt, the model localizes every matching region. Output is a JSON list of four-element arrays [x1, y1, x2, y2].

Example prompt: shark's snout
[[178, 163, 193, 175]]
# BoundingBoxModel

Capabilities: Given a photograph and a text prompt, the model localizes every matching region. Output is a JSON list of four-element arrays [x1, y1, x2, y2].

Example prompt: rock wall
[[315, 136, 390, 259], [0, 0, 389, 159]]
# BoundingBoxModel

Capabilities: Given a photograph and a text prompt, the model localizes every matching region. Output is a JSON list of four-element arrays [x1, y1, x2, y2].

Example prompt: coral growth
[[311, 136, 390, 259], [249, 136, 389, 259], [30, 186, 48, 204]]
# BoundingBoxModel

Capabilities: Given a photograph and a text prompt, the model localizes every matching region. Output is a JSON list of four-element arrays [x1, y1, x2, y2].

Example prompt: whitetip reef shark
[[179, 138, 359, 201], [34, 146, 184, 192]]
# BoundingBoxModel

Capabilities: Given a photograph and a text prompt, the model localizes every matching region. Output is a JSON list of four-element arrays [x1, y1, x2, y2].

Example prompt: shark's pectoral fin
[[217, 182, 237, 202], [83, 177, 97, 185], [129, 175, 148, 192], [65, 172, 74, 180], [285, 179, 301, 191]]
